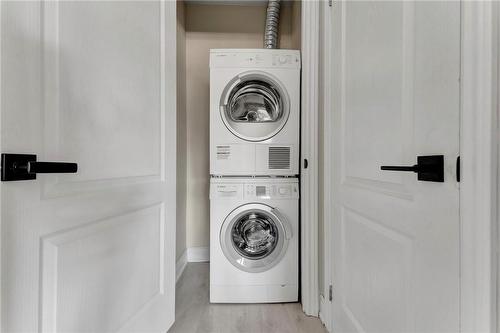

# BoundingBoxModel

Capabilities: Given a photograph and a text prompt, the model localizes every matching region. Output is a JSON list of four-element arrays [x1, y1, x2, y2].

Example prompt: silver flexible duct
[[264, 0, 281, 49]]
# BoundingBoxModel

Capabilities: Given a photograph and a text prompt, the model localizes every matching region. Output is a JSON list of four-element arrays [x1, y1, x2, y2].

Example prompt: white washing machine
[[209, 177, 299, 303], [210, 49, 300, 176]]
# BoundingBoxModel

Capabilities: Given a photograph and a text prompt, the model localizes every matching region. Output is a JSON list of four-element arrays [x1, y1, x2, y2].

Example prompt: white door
[[327, 1, 460, 332], [1, 1, 177, 332]]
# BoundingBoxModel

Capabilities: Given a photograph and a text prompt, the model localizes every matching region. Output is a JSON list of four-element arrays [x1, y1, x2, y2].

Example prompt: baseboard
[[176, 249, 188, 283], [187, 246, 210, 262]]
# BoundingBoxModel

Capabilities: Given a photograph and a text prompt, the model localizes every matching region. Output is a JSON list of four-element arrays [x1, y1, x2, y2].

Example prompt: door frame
[[460, 2, 499, 332], [318, 0, 333, 330], [0, 2, 3, 328], [318, 1, 500, 332], [300, 0, 320, 317]]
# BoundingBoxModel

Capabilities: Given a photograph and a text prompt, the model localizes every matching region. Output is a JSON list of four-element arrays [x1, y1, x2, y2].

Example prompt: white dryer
[[209, 177, 299, 303], [210, 49, 300, 176]]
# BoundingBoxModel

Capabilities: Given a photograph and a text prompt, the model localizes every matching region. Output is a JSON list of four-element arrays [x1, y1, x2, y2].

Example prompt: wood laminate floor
[[168, 263, 327, 333]]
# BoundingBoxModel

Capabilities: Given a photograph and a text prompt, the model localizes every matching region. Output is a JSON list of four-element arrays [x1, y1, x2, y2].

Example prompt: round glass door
[[232, 211, 278, 260], [220, 71, 290, 142], [220, 204, 291, 273]]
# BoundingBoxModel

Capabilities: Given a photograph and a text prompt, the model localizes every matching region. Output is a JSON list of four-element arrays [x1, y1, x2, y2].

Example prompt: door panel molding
[[40, 203, 165, 332], [339, 206, 414, 333], [340, 1, 415, 201], [341, 177, 414, 201], [41, 1, 167, 198]]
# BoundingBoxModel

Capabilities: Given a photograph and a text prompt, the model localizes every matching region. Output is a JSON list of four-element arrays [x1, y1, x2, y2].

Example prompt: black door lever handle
[[1, 153, 78, 181], [15, 161, 78, 174], [380, 165, 419, 172], [381, 155, 444, 182]]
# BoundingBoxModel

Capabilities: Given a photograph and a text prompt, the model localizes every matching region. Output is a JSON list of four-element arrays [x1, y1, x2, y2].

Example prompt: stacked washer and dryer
[[209, 48, 301, 303]]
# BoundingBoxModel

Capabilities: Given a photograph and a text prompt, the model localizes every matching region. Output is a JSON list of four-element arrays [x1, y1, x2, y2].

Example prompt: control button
[[279, 55, 288, 64], [245, 185, 254, 196], [279, 187, 290, 195], [272, 55, 279, 66]]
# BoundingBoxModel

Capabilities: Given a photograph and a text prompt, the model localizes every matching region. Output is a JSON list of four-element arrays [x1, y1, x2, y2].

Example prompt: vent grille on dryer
[[268, 146, 291, 169]]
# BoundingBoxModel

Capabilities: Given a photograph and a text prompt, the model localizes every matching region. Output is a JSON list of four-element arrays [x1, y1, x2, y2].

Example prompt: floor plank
[[168, 263, 327, 333]]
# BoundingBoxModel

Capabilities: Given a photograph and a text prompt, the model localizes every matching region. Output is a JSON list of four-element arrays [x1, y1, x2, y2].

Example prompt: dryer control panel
[[210, 49, 301, 69], [211, 180, 299, 200]]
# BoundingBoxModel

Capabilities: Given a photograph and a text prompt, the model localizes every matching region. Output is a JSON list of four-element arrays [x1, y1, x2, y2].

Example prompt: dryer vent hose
[[264, 0, 281, 49]]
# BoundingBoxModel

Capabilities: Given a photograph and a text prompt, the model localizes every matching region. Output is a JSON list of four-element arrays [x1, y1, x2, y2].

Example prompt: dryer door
[[220, 71, 290, 142], [220, 203, 292, 273]]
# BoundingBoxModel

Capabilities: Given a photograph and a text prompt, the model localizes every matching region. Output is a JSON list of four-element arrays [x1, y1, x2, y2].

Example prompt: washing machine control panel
[[212, 184, 242, 199], [211, 181, 299, 200], [244, 183, 299, 199]]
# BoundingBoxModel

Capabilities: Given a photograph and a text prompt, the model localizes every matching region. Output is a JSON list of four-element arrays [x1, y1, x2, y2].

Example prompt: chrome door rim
[[220, 203, 291, 273], [219, 71, 290, 142]]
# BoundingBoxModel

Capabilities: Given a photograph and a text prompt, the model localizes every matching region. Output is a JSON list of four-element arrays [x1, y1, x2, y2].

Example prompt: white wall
[[184, 2, 299, 249]]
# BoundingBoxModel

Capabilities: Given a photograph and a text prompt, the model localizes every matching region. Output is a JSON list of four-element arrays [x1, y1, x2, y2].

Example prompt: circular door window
[[220, 71, 290, 142], [220, 203, 291, 273]]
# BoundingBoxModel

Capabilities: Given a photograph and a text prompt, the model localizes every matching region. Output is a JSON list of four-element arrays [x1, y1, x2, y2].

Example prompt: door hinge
[[329, 285, 333, 301], [456, 156, 460, 182], [328, 0, 333, 7]]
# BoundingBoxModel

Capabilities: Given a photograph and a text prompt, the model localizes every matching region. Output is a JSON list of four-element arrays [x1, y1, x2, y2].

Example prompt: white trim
[[176, 249, 188, 283], [0, 1, 3, 329], [300, 0, 320, 317], [319, 0, 333, 331], [460, 2, 498, 332], [0, 2, 5, 330], [187, 246, 210, 262], [164, 1, 178, 328], [496, 5, 500, 333]]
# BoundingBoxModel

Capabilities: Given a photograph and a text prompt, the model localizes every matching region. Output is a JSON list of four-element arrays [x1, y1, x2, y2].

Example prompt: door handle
[[380, 155, 444, 182], [1, 153, 78, 181]]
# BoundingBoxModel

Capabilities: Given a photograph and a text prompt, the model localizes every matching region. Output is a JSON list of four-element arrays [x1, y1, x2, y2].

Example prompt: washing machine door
[[220, 203, 292, 273], [220, 71, 290, 142]]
